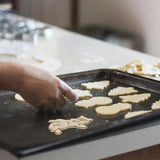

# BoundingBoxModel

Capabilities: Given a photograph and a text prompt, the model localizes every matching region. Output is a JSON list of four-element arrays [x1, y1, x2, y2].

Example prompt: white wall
[[79, 0, 160, 57]]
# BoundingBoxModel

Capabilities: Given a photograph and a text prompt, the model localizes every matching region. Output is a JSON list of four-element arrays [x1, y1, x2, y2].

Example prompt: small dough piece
[[73, 89, 92, 99], [118, 59, 144, 73], [48, 116, 93, 135], [151, 100, 160, 110], [81, 80, 110, 90], [119, 93, 151, 103], [118, 59, 160, 77], [96, 103, 132, 116], [108, 87, 138, 96], [124, 110, 152, 119], [15, 93, 25, 102], [75, 97, 112, 109]]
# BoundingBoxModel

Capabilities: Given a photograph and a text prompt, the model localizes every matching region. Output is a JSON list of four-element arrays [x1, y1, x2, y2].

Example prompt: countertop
[[1, 16, 160, 160]]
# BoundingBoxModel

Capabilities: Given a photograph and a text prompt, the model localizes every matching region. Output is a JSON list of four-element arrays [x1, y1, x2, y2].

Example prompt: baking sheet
[[1, 69, 160, 157]]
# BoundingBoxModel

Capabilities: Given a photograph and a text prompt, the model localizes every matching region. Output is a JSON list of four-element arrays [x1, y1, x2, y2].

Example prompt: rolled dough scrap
[[108, 87, 138, 96], [118, 59, 160, 77], [15, 93, 25, 102], [48, 116, 93, 135], [151, 100, 160, 110], [118, 59, 144, 73], [81, 80, 110, 90], [96, 103, 132, 116], [73, 89, 92, 99], [75, 97, 112, 109], [119, 93, 151, 103], [124, 110, 152, 119]]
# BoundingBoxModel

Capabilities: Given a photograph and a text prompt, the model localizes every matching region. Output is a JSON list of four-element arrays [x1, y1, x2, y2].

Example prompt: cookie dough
[[48, 116, 93, 135], [81, 80, 110, 90], [119, 93, 151, 103], [108, 87, 138, 96], [73, 89, 92, 99], [118, 59, 160, 78], [15, 93, 25, 102], [95, 103, 132, 116], [151, 100, 160, 110], [75, 97, 112, 109], [118, 59, 144, 74], [124, 110, 152, 119]]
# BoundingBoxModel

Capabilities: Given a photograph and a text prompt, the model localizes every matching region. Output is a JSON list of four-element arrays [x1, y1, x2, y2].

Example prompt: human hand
[[18, 65, 78, 109]]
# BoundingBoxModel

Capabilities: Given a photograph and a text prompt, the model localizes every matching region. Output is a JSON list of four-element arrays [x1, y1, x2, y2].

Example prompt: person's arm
[[0, 61, 78, 109]]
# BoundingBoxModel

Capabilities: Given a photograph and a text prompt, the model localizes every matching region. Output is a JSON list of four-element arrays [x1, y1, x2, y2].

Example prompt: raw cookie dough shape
[[96, 103, 132, 116], [81, 80, 110, 90], [108, 87, 138, 96], [75, 97, 112, 109], [119, 93, 151, 103], [151, 100, 160, 110], [15, 93, 25, 102], [73, 89, 92, 99], [48, 116, 93, 135], [124, 110, 152, 119]]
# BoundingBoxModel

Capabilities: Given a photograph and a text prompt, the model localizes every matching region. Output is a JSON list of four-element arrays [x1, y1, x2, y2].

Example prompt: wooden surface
[[102, 144, 160, 160]]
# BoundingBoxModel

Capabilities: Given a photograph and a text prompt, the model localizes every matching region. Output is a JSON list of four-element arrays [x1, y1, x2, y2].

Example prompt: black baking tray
[[1, 69, 160, 157]]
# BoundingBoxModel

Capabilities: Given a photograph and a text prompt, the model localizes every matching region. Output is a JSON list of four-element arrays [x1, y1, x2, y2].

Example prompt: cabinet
[[18, 0, 71, 28]]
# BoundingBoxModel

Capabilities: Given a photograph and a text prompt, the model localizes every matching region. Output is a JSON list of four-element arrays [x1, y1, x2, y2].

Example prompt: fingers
[[57, 96, 67, 106], [59, 80, 78, 102], [31, 77, 78, 110], [37, 95, 67, 110], [35, 101, 56, 110]]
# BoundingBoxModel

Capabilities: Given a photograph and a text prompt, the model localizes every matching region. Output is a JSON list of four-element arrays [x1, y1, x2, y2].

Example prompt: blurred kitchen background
[[1, 0, 160, 56]]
